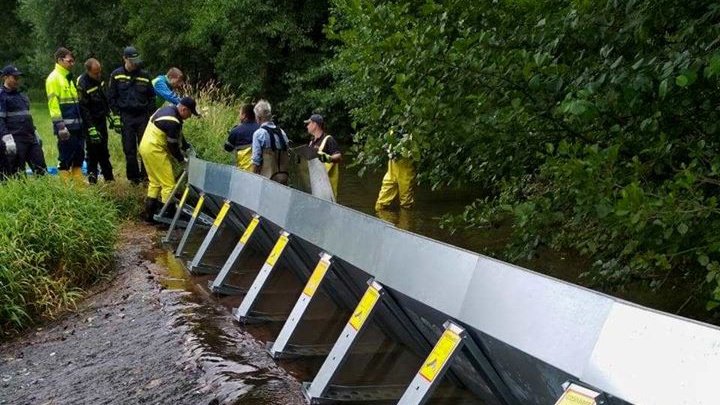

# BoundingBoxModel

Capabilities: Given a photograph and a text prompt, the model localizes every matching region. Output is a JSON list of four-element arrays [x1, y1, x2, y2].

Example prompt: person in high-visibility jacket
[[45, 47, 84, 180], [139, 97, 199, 222], [224, 103, 259, 171], [305, 114, 341, 199], [152, 67, 184, 108], [374, 129, 416, 211]]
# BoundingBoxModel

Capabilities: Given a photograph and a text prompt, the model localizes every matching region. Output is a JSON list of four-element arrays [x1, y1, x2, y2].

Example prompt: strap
[[154, 116, 181, 124], [261, 125, 288, 151], [318, 134, 332, 153]]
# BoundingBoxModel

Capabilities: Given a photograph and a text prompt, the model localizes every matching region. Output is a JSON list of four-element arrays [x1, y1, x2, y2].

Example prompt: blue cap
[[179, 97, 200, 117], [123, 46, 142, 64], [304, 114, 324, 126], [1, 65, 22, 76]]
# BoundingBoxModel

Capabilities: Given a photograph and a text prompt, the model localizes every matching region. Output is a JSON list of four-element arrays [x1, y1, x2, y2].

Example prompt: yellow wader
[[317, 135, 339, 199], [375, 158, 415, 210], [235, 145, 253, 172], [139, 115, 178, 203]]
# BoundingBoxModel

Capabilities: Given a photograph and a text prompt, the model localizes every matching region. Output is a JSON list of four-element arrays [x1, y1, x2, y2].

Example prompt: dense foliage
[[0, 178, 118, 332], [329, 0, 720, 307]]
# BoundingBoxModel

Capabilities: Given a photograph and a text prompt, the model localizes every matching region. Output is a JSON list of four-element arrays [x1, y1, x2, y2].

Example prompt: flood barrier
[[164, 157, 720, 405]]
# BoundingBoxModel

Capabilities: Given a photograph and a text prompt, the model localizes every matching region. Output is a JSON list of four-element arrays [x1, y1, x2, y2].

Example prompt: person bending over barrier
[[305, 113, 342, 199], [139, 97, 199, 223], [224, 104, 259, 171], [152, 67, 184, 108], [251, 100, 290, 184]]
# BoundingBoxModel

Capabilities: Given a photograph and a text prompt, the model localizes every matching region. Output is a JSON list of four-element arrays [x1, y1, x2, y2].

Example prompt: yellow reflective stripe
[[86, 86, 99, 94], [154, 116, 180, 124], [113, 74, 131, 80], [136, 77, 150, 83]]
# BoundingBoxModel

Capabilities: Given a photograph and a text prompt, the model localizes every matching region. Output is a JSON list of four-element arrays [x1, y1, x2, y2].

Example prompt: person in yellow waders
[[224, 104, 259, 171], [139, 97, 199, 223], [305, 114, 341, 199], [375, 132, 416, 210]]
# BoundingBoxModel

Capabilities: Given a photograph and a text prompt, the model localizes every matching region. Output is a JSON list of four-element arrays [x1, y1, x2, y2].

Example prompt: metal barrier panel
[[185, 158, 720, 405]]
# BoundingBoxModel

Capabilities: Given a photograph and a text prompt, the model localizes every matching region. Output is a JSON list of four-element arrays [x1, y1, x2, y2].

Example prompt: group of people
[[0, 44, 415, 222]]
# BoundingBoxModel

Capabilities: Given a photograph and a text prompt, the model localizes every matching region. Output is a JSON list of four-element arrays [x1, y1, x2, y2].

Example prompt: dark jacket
[[224, 122, 260, 151], [76, 73, 110, 126], [0, 86, 35, 142], [151, 105, 190, 161], [107, 66, 155, 116]]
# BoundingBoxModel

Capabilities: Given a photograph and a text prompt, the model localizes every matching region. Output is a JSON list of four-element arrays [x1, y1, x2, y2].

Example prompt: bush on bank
[[0, 177, 118, 332]]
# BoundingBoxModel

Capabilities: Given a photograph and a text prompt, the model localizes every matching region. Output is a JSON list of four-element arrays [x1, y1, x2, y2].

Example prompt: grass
[[0, 177, 119, 333]]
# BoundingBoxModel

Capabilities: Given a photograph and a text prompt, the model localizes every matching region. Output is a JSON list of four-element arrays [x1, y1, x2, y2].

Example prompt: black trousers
[[121, 112, 150, 183], [57, 130, 84, 170], [12, 138, 47, 175], [86, 120, 114, 182]]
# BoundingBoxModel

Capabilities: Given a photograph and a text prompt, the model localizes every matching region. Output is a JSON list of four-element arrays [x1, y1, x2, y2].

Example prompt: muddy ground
[[0, 223, 304, 405]]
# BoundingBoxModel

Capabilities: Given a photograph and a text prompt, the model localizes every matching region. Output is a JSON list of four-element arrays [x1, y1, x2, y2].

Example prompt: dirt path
[[0, 223, 304, 405]]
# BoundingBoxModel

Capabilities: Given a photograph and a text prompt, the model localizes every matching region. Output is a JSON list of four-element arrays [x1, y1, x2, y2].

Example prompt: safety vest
[[316, 135, 339, 198], [46, 63, 82, 132]]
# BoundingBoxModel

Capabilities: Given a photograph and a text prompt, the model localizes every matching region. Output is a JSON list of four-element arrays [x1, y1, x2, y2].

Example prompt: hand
[[2, 134, 16, 155], [317, 151, 331, 163], [58, 128, 70, 141], [88, 126, 101, 144], [109, 115, 122, 133]]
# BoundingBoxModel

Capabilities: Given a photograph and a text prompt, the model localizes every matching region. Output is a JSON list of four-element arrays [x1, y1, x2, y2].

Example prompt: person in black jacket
[[0, 65, 46, 177], [77, 58, 114, 183], [106, 46, 155, 184], [223, 103, 259, 171]]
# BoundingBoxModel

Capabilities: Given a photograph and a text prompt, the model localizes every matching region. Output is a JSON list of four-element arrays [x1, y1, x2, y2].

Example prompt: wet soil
[[0, 223, 304, 405]]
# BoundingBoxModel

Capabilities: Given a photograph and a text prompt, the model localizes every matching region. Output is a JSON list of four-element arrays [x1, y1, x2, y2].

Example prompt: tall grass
[[0, 177, 119, 333], [184, 83, 245, 165]]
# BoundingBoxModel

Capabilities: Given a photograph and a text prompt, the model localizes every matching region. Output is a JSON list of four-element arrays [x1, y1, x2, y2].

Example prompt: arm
[[224, 125, 239, 152], [145, 73, 157, 116], [251, 128, 265, 172], [153, 76, 181, 105], [0, 93, 8, 135], [45, 74, 64, 134], [76, 77, 93, 129], [323, 136, 343, 163], [155, 119, 185, 162], [106, 73, 119, 115]]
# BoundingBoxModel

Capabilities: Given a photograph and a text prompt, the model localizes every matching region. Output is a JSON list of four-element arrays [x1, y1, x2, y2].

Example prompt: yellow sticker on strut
[[213, 201, 231, 227], [239, 217, 260, 244], [191, 195, 205, 218], [554, 386, 598, 405], [349, 285, 380, 331], [265, 234, 289, 267], [302, 259, 330, 297], [418, 328, 462, 382], [178, 187, 190, 208]]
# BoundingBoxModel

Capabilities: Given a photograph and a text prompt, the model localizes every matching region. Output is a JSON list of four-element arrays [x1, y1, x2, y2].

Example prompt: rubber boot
[[59, 170, 71, 181], [163, 202, 177, 219], [87, 173, 98, 184], [144, 198, 160, 223]]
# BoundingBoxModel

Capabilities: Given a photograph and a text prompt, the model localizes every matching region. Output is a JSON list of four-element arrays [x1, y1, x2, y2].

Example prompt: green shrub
[[0, 177, 119, 332]]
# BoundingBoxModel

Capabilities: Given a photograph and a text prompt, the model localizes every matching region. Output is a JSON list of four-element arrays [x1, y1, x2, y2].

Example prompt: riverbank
[[0, 223, 303, 404]]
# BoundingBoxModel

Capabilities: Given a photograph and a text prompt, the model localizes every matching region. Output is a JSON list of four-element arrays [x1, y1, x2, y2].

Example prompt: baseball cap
[[303, 114, 324, 125], [123, 46, 143, 64], [179, 97, 201, 117], [1, 65, 22, 76]]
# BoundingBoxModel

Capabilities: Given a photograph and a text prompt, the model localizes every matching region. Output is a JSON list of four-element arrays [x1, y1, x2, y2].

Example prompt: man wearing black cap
[[107, 46, 155, 184], [138, 97, 199, 222], [305, 113, 342, 199], [0, 65, 47, 177]]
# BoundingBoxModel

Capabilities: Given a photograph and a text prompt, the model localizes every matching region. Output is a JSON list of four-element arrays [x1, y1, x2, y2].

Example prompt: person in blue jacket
[[152, 68, 184, 108]]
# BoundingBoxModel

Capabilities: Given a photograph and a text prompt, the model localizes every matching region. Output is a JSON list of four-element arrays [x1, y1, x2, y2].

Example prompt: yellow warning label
[[178, 187, 190, 208], [266, 234, 289, 266], [239, 217, 259, 244], [554, 388, 596, 405], [418, 328, 462, 382], [349, 285, 380, 331], [191, 195, 205, 218], [213, 202, 231, 227], [302, 259, 330, 297]]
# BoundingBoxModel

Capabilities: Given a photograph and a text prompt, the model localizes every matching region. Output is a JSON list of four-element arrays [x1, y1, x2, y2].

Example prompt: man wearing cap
[[305, 114, 342, 199], [152, 67, 185, 108], [107, 46, 156, 184], [0, 65, 47, 177], [77, 58, 114, 184], [46, 47, 84, 180], [138, 97, 199, 222]]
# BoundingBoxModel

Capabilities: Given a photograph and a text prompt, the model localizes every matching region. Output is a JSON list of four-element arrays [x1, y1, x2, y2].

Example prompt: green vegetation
[[0, 177, 118, 332], [3, 0, 720, 310], [183, 85, 242, 165]]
